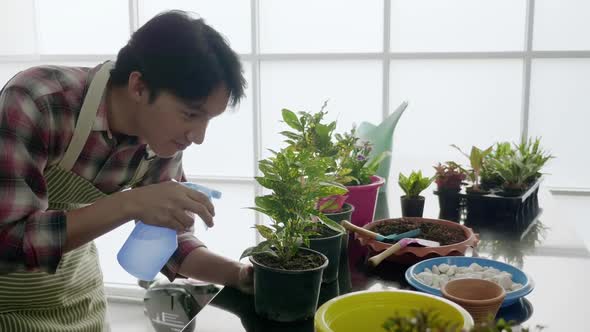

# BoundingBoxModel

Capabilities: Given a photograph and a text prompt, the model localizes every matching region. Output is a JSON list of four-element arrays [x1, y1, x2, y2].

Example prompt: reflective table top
[[181, 189, 590, 331]]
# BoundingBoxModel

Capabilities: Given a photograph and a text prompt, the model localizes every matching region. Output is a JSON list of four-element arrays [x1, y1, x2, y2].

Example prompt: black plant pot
[[250, 248, 328, 322], [323, 203, 355, 294], [309, 229, 343, 283], [436, 190, 461, 221], [400, 195, 425, 217]]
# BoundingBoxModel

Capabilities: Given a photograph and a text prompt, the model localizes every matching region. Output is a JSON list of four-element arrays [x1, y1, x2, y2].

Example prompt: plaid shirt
[[0, 63, 204, 280]]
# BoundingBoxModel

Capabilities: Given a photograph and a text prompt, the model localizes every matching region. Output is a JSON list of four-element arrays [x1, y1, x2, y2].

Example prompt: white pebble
[[469, 263, 483, 272], [511, 283, 523, 291], [446, 266, 456, 276], [438, 264, 450, 273], [432, 265, 440, 275]]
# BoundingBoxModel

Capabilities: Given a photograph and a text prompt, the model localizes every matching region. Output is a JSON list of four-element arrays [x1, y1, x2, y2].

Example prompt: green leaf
[[255, 225, 275, 240], [318, 214, 345, 233], [281, 109, 302, 131], [240, 241, 274, 260]]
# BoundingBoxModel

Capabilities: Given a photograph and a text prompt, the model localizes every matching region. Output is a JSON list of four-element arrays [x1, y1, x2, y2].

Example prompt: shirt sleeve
[[0, 86, 67, 274]]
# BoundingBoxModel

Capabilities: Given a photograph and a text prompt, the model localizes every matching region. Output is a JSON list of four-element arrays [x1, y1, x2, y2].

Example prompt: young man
[[0, 10, 251, 331]]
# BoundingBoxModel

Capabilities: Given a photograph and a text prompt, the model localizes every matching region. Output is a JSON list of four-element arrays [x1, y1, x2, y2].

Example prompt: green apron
[[0, 62, 150, 332]]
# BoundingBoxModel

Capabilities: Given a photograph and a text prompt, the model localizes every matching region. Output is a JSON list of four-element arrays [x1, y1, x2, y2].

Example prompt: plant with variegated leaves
[[240, 148, 347, 266]]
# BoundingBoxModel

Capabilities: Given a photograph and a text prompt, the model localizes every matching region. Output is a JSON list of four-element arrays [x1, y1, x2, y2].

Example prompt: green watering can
[[356, 101, 408, 194]]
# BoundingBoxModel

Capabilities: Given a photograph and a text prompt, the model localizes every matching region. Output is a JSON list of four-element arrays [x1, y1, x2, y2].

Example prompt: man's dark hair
[[110, 10, 245, 106]]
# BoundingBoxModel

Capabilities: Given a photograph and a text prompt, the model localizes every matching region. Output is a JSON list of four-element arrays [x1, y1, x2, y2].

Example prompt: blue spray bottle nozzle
[[181, 182, 222, 199]]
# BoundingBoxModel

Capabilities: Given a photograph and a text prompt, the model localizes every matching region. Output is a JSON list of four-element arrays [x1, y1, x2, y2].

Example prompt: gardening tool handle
[[367, 239, 410, 267], [341, 220, 379, 240]]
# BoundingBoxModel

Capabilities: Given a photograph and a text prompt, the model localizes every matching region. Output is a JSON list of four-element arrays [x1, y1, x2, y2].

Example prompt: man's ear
[[128, 71, 147, 102]]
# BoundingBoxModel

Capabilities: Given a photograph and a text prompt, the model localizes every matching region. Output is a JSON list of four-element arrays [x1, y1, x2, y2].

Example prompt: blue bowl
[[405, 257, 534, 307]]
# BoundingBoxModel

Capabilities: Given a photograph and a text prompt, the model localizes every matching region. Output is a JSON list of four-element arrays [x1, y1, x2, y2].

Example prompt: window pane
[[260, 61, 382, 157], [37, 0, 129, 54], [0, 63, 36, 87], [97, 181, 256, 284], [259, 0, 383, 53], [389, 59, 522, 198], [390, 0, 526, 52], [533, 0, 590, 50], [0, 1, 36, 55], [182, 62, 253, 178], [138, 0, 251, 54], [529, 59, 590, 188]]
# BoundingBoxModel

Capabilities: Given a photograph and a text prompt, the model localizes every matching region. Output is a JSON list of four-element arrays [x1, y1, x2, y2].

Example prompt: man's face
[[137, 85, 229, 158]]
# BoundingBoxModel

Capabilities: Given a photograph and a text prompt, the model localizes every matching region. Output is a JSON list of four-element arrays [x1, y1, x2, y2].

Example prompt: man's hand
[[124, 181, 215, 231], [236, 263, 254, 294]]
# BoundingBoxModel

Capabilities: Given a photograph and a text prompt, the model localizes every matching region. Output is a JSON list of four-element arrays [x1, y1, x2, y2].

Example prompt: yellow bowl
[[315, 290, 474, 332]]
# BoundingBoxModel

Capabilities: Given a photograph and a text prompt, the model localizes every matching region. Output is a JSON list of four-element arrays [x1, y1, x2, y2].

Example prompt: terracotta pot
[[357, 217, 479, 265], [442, 278, 505, 324]]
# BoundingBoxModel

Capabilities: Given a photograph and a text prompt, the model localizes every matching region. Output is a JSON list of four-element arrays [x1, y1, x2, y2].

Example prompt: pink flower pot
[[345, 175, 385, 227]]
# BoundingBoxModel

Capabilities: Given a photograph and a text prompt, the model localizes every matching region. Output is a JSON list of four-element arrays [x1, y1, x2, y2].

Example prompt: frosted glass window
[[529, 59, 590, 188], [260, 61, 382, 157], [533, 0, 590, 50], [259, 0, 383, 53], [390, 0, 526, 52], [0, 1, 36, 55], [96, 181, 256, 284], [182, 62, 253, 178], [37, 0, 130, 54], [388, 59, 522, 198], [138, 0, 251, 54]]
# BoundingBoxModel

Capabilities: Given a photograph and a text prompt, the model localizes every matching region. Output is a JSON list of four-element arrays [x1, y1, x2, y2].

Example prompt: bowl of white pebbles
[[405, 256, 534, 307]]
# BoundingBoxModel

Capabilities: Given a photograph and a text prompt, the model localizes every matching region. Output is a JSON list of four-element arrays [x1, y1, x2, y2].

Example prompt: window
[[0, 0, 588, 287]]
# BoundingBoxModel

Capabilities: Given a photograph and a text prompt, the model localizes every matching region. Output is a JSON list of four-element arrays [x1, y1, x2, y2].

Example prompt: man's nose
[[187, 127, 206, 145]]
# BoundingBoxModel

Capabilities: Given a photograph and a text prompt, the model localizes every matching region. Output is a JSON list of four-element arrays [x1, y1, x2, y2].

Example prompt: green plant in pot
[[480, 142, 514, 190], [398, 170, 434, 217], [334, 127, 389, 226], [240, 148, 347, 322], [451, 144, 493, 194], [280, 105, 351, 289], [433, 162, 468, 221], [487, 137, 554, 196]]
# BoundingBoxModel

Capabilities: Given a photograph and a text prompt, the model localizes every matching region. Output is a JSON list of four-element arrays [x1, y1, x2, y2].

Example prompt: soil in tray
[[255, 249, 325, 270], [373, 218, 467, 246]]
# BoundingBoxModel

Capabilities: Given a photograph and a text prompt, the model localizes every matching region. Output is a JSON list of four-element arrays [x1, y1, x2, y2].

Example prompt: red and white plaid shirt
[[0, 63, 204, 280]]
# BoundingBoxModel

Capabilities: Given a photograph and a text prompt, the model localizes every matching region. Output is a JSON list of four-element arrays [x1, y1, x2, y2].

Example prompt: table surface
[[181, 189, 590, 331]]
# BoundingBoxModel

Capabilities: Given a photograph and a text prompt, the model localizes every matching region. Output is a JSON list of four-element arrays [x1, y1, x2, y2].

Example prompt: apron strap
[[59, 61, 114, 171]]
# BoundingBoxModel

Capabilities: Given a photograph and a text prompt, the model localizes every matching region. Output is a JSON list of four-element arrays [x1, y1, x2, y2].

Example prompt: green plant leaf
[[281, 108, 302, 131], [240, 241, 274, 260], [254, 225, 275, 240]]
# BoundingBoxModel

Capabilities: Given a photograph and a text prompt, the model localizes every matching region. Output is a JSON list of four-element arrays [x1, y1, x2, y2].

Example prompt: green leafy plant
[[480, 142, 514, 189], [433, 161, 468, 191], [486, 138, 553, 193], [335, 127, 390, 186], [382, 309, 545, 332], [280, 101, 339, 163], [240, 149, 347, 266], [451, 144, 493, 192], [398, 170, 435, 198]]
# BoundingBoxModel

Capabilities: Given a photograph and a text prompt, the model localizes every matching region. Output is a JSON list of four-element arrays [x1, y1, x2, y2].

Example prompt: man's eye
[[184, 111, 198, 118]]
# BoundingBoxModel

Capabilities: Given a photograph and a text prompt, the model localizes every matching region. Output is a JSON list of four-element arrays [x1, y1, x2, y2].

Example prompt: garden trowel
[[341, 220, 420, 243]]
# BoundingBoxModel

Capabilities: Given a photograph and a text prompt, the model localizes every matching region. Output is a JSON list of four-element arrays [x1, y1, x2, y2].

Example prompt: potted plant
[[241, 148, 347, 322], [480, 142, 513, 190], [280, 105, 349, 287], [487, 138, 553, 196], [398, 170, 434, 217], [451, 144, 493, 194], [334, 127, 389, 226], [433, 162, 468, 221]]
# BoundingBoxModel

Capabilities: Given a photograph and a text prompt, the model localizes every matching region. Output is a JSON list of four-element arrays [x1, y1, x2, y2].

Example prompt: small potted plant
[[488, 138, 553, 196], [480, 142, 513, 190], [451, 144, 493, 194], [241, 148, 347, 322], [334, 127, 389, 226], [433, 162, 468, 221], [280, 105, 351, 288], [398, 170, 434, 217]]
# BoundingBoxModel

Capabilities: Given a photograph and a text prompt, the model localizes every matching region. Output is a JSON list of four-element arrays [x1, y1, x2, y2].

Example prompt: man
[[0, 10, 251, 331]]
